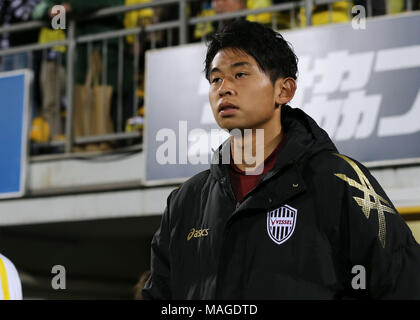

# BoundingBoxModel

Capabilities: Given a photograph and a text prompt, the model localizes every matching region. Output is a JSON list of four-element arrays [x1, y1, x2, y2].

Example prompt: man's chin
[[220, 125, 246, 133], [217, 119, 246, 131]]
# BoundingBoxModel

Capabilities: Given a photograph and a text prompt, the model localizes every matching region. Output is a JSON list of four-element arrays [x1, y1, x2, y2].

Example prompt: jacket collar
[[210, 105, 338, 182]]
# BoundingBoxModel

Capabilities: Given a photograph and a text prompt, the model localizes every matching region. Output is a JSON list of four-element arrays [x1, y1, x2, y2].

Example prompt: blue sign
[[0, 70, 31, 198]]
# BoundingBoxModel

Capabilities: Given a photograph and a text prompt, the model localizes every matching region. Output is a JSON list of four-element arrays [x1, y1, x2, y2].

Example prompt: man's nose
[[218, 79, 234, 96]]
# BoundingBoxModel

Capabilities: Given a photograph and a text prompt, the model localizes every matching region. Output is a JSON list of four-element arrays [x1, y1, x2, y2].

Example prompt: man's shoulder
[[182, 169, 212, 189], [305, 151, 375, 189], [308, 151, 368, 174], [165, 170, 214, 222], [171, 169, 213, 200]]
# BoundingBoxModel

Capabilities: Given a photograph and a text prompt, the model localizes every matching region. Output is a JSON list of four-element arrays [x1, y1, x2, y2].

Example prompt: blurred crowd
[[0, 0, 418, 153]]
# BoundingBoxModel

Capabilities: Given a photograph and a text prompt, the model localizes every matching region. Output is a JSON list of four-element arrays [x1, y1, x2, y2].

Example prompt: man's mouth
[[218, 102, 239, 115]]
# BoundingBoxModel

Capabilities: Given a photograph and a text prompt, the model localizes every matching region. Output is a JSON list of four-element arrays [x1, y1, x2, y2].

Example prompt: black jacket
[[143, 105, 420, 299]]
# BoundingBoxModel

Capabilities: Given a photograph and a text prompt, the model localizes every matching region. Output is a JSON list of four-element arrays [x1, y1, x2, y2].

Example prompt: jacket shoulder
[[302, 151, 376, 205], [307, 151, 371, 178], [168, 169, 212, 207], [306, 151, 356, 178], [326, 153, 380, 189], [178, 169, 211, 193]]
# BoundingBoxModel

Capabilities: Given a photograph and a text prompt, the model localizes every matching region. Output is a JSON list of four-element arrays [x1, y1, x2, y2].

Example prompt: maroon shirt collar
[[228, 134, 287, 203]]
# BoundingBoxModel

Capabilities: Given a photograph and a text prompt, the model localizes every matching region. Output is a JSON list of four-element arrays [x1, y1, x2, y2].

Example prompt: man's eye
[[211, 77, 221, 83], [235, 72, 247, 78]]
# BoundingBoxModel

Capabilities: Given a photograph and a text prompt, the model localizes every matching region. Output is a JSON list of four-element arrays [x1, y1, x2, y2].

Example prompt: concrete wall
[[0, 150, 419, 240]]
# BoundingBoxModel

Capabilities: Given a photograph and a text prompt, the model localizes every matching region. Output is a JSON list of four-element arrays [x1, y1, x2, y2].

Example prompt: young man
[[143, 20, 420, 299]]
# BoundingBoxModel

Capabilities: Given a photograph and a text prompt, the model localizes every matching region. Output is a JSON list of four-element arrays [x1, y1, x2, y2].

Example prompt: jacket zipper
[[238, 160, 297, 204], [221, 160, 295, 212]]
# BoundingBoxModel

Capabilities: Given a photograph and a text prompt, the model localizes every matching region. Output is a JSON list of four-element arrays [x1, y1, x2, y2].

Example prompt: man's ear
[[274, 77, 297, 107]]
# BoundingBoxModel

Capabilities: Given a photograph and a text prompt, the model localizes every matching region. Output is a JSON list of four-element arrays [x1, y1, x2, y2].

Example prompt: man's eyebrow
[[209, 67, 221, 75], [209, 62, 252, 76], [231, 61, 252, 69]]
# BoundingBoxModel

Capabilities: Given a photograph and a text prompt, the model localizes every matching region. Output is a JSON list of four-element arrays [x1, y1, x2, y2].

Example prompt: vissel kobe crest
[[267, 205, 297, 245]]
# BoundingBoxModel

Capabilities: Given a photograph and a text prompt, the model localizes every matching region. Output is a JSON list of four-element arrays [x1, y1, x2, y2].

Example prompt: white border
[[0, 69, 32, 199]]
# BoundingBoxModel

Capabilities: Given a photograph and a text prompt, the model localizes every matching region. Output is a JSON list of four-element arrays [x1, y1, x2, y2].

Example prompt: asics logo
[[187, 228, 209, 240]]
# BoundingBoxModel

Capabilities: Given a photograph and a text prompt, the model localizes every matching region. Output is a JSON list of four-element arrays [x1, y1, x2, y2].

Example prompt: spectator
[[0, 0, 43, 147], [299, 1, 352, 26], [33, 0, 134, 151], [154, 0, 180, 46], [0, 0, 41, 72], [246, 0, 273, 26], [124, 0, 154, 46], [0, 253, 23, 300], [272, 0, 299, 30], [123, 0, 156, 136], [194, 0, 246, 40], [389, 0, 420, 13], [32, 0, 67, 143], [300, 1, 404, 26], [212, 0, 247, 26], [194, 0, 273, 41], [193, 0, 217, 41]]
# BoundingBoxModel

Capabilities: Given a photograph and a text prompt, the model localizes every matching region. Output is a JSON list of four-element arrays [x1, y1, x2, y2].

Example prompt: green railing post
[[65, 20, 76, 153], [179, 0, 188, 45], [305, 0, 313, 26]]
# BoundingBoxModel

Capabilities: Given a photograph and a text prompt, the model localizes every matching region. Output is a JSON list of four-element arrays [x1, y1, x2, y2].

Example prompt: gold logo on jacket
[[187, 228, 209, 240], [333, 153, 396, 248]]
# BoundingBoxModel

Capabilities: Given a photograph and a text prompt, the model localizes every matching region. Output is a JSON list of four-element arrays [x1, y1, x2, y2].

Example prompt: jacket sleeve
[[142, 189, 178, 300], [334, 154, 420, 299]]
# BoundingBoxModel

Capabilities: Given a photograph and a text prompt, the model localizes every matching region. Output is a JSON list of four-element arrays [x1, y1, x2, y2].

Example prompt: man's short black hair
[[205, 20, 298, 84]]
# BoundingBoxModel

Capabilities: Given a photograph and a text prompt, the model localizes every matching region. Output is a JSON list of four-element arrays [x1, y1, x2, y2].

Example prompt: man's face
[[208, 48, 279, 131], [212, 0, 245, 14]]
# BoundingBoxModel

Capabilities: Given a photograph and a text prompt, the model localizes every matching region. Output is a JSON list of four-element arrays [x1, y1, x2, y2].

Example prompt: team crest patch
[[267, 205, 297, 245]]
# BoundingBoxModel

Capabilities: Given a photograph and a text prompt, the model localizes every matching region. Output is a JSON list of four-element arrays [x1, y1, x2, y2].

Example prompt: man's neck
[[230, 126, 284, 173]]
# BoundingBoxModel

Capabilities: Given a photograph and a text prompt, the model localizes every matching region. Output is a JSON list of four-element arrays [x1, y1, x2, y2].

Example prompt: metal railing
[[0, 0, 415, 157]]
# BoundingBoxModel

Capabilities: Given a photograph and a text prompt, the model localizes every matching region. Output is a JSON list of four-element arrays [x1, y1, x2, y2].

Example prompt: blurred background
[[0, 0, 419, 299]]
